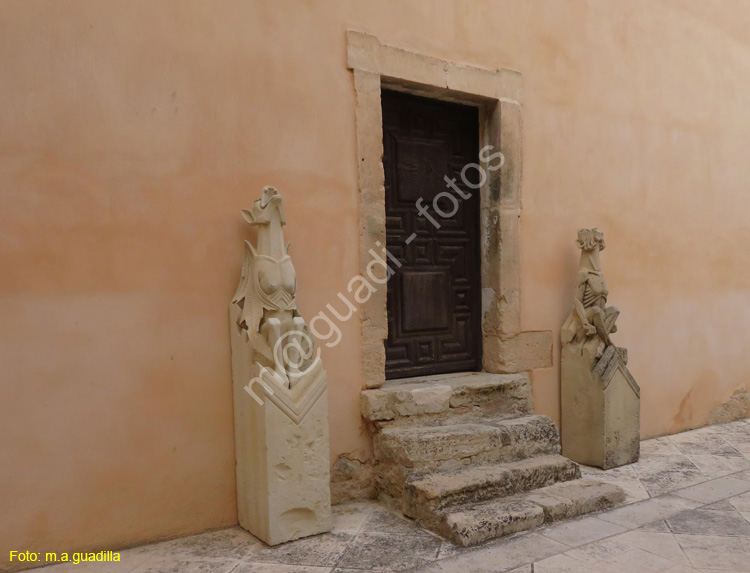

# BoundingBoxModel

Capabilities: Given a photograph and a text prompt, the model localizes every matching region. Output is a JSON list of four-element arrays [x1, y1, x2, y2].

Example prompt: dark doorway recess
[[382, 90, 482, 380]]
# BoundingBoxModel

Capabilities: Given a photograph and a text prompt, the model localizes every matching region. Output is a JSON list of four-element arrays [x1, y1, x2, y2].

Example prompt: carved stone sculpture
[[560, 229, 640, 469], [230, 186, 331, 545]]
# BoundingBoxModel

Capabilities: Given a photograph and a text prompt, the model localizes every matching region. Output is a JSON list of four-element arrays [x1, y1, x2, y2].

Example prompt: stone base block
[[561, 345, 640, 470], [231, 307, 331, 545], [233, 373, 332, 545]]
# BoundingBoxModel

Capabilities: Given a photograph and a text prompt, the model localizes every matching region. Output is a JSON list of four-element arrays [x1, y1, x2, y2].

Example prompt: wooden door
[[382, 90, 482, 379]]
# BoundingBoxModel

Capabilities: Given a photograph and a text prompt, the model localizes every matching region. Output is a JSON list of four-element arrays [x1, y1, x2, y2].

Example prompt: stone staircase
[[361, 372, 625, 546]]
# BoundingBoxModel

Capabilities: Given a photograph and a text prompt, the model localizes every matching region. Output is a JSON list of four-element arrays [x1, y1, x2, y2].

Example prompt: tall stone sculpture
[[230, 186, 331, 545], [560, 228, 640, 469]]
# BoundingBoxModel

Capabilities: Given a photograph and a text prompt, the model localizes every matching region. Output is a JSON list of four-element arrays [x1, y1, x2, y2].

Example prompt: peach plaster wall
[[2, 0, 750, 564]]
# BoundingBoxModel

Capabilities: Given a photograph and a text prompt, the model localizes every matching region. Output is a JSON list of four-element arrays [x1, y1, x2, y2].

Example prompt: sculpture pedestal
[[230, 306, 332, 546], [561, 345, 640, 470]]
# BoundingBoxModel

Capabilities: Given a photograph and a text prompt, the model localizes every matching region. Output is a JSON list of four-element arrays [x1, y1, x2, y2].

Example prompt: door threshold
[[382, 371, 489, 386]]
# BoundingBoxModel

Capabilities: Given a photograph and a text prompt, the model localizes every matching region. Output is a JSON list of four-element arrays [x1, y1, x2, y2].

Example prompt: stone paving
[[27, 418, 750, 572]]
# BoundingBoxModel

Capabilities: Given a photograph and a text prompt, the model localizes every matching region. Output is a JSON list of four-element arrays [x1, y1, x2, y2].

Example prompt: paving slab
[[539, 516, 626, 547], [673, 476, 750, 504], [666, 508, 750, 536], [597, 495, 702, 529]]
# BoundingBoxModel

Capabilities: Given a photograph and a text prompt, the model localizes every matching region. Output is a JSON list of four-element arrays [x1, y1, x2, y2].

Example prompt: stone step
[[402, 454, 580, 519], [436, 479, 626, 546], [361, 372, 532, 425], [374, 415, 561, 471]]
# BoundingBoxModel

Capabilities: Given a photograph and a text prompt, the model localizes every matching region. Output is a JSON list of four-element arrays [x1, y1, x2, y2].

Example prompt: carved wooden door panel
[[382, 90, 482, 380]]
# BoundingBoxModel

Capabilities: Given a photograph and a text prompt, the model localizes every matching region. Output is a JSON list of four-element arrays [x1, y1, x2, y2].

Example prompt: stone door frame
[[347, 31, 551, 389]]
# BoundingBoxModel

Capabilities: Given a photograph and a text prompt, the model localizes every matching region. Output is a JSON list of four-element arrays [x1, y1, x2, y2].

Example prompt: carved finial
[[561, 227, 620, 361], [241, 186, 286, 229], [576, 228, 605, 252], [232, 186, 317, 391]]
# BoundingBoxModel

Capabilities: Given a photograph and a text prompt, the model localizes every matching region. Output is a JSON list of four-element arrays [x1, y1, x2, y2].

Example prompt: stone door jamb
[[347, 31, 552, 389]]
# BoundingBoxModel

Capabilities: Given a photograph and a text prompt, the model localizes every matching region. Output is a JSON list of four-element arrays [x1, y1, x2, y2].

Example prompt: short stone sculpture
[[230, 186, 331, 545], [560, 228, 640, 469]]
